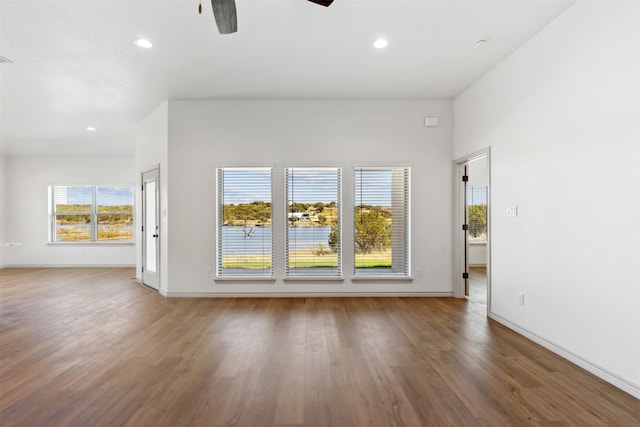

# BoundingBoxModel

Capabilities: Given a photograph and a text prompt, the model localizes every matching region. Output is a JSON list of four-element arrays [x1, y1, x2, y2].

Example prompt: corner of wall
[[135, 101, 170, 290], [452, 0, 640, 395]]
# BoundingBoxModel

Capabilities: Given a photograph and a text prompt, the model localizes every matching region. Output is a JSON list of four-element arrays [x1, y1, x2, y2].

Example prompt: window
[[354, 167, 410, 276], [217, 168, 272, 277], [468, 185, 488, 242], [286, 167, 341, 277], [50, 185, 134, 242]]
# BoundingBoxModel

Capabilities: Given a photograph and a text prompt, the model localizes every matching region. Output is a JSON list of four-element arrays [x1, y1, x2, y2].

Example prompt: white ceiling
[[0, 0, 574, 156]]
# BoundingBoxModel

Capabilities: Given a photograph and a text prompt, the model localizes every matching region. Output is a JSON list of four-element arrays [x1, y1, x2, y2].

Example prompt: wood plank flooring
[[0, 268, 638, 426]]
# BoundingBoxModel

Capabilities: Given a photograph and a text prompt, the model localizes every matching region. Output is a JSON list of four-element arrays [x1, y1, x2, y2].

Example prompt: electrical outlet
[[416, 268, 423, 277], [518, 292, 525, 306], [205, 269, 213, 278]]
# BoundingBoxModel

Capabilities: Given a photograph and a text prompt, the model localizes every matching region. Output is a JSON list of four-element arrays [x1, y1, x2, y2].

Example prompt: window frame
[[284, 166, 342, 278], [353, 166, 411, 278], [48, 185, 134, 245], [216, 167, 274, 279]]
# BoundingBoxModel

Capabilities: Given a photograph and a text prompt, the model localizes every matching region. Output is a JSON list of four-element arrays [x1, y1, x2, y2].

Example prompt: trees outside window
[[468, 185, 487, 241], [354, 168, 410, 276]]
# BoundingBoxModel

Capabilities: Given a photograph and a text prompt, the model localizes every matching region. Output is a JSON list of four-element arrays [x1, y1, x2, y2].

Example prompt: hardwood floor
[[468, 266, 488, 308], [1, 268, 638, 426]]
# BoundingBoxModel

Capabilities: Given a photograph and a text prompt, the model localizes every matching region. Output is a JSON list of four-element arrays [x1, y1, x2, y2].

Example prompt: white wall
[[468, 243, 486, 266], [163, 99, 453, 296], [467, 156, 487, 187], [0, 155, 8, 267], [454, 1, 640, 397], [135, 101, 169, 291], [2, 155, 136, 267]]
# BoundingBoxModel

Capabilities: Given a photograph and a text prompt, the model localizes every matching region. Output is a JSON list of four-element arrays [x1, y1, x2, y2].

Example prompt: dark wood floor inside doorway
[[1, 268, 638, 426]]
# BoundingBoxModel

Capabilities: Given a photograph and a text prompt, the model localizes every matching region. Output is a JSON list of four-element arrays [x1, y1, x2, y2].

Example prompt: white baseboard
[[160, 291, 453, 298], [0, 264, 136, 268], [489, 312, 640, 399]]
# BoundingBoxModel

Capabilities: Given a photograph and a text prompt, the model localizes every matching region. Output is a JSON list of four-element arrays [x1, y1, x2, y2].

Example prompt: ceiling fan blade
[[307, 0, 334, 6], [211, 0, 237, 34]]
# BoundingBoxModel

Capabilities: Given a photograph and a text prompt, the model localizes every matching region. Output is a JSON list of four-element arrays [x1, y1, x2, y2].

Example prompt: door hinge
[[142, 266, 144, 272], [462, 272, 469, 279], [141, 225, 144, 232], [462, 175, 469, 182], [462, 224, 469, 231], [141, 184, 144, 191]]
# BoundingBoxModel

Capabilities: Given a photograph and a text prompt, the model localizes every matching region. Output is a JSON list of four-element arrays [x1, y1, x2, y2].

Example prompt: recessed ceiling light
[[474, 39, 488, 48], [86, 126, 97, 132], [374, 38, 388, 49], [134, 38, 153, 49]]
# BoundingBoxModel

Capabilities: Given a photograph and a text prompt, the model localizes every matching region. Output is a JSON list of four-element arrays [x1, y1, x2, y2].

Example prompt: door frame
[[141, 166, 160, 290], [453, 148, 491, 314]]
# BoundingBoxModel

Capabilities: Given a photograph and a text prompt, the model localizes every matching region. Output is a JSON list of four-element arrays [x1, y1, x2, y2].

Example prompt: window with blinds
[[50, 185, 133, 242], [468, 185, 488, 242], [286, 167, 341, 277], [354, 167, 410, 276], [217, 168, 273, 277]]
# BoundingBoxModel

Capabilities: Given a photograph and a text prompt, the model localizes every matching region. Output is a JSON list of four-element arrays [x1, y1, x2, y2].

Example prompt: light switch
[[506, 206, 518, 217]]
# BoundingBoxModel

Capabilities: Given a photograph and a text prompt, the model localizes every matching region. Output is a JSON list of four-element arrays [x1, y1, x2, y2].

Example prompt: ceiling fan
[[200, 0, 335, 34]]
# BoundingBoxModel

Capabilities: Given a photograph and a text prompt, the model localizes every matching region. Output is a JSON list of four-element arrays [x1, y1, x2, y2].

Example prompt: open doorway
[[454, 149, 490, 313]]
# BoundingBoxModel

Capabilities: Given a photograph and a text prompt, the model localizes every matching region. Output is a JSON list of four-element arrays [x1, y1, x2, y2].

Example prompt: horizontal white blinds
[[354, 167, 409, 276], [217, 168, 273, 276], [286, 167, 341, 277]]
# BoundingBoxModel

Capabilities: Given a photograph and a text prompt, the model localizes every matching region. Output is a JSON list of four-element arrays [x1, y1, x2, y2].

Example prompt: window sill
[[469, 241, 487, 246], [351, 276, 413, 282], [47, 242, 134, 247], [283, 276, 344, 283], [215, 276, 276, 283]]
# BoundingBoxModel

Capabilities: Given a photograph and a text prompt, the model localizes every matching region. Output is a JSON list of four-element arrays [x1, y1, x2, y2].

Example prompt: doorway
[[454, 149, 490, 313], [141, 168, 160, 290]]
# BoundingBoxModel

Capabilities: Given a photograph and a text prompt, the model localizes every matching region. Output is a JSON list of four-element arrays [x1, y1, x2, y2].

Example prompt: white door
[[142, 168, 160, 289]]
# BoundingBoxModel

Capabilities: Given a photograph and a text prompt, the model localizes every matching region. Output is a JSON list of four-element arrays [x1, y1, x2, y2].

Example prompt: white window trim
[[282, 276, 345, 282], [214, 276, 276, 282], [351, 276, 414, 282]]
